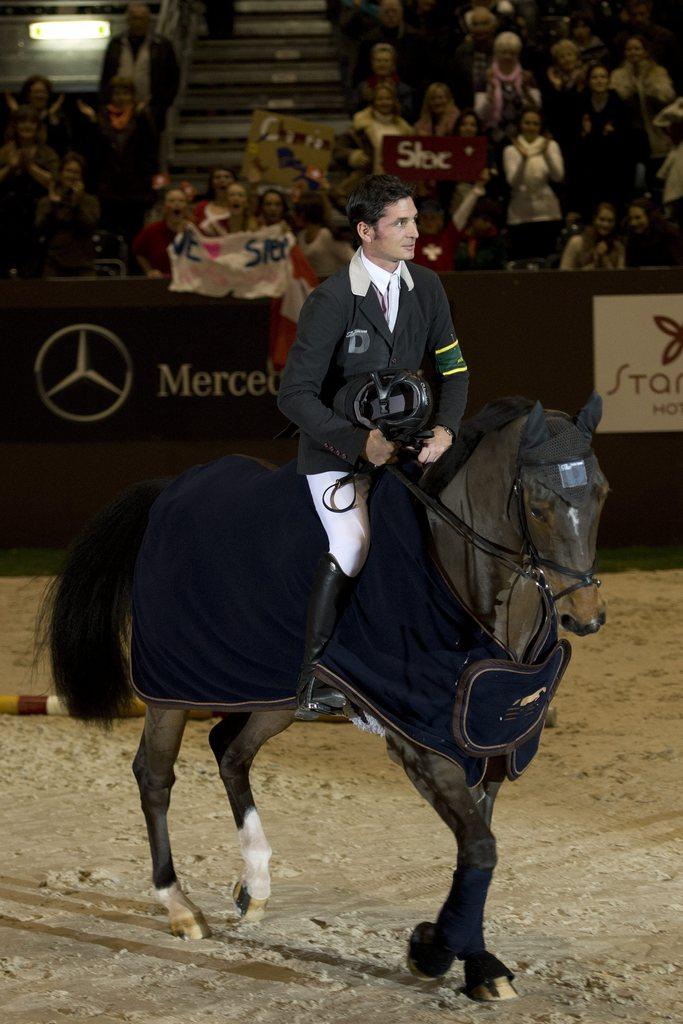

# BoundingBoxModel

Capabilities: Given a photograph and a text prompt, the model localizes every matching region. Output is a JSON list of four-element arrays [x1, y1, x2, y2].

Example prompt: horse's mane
[[422, 396, 535, 496]]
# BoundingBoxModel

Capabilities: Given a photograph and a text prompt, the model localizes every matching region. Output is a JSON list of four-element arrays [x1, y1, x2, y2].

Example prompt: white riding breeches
[[306, 471, 372, 577]]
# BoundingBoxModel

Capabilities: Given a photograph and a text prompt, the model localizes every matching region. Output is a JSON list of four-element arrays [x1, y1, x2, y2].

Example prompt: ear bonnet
[[518, 394, 602, 508]]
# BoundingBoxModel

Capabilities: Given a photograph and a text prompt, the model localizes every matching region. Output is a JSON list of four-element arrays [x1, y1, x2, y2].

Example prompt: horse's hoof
[[170, 911, 212, 940], [233, 880, 268, 922], [463, 952, 518, 1002], [407, 922, 457, 980]]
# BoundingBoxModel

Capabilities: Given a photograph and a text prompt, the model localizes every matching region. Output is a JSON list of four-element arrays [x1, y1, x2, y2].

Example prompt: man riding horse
[[278, 174, 470, 717]]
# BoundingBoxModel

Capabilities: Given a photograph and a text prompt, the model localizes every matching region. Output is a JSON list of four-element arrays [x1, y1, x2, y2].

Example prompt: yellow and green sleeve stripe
[[435, 338, 468, 377]]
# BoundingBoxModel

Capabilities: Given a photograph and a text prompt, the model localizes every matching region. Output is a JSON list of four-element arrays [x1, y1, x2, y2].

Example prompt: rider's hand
[[363, 428, 396, 467], [418, 425, 453, 465]]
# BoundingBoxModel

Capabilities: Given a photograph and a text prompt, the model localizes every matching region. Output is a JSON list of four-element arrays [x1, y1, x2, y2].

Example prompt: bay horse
[[42, 395, 608, 1002]]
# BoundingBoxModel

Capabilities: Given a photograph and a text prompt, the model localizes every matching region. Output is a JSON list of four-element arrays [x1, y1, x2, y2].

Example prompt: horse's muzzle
[[560, 609, 606, 636]]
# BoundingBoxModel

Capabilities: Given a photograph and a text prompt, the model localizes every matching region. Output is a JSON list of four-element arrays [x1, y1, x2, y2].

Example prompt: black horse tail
[[39, 479, 169, 725]]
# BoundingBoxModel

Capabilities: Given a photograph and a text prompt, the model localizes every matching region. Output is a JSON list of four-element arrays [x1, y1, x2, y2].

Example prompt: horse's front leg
[[386, 733, 516, 1002], [133, 706, 211, 939]]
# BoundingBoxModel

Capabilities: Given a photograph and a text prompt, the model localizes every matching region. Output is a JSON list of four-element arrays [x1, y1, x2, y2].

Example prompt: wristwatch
[[436, 425, 454, 437]]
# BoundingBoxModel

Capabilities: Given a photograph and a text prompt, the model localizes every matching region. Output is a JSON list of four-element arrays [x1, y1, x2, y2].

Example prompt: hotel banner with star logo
[[594, 294, 683, 432]]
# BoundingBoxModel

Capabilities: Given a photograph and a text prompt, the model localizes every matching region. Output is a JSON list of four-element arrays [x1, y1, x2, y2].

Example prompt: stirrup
[[296, 676, 347, 717]]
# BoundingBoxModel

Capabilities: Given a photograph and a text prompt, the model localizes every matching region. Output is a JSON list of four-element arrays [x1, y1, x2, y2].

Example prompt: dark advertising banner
[[382, 136, 488, 181], [2, 297, 285, 441]]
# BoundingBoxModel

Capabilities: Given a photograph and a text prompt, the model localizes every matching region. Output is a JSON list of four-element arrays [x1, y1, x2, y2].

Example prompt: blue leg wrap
[[434, 865, 493, 958]]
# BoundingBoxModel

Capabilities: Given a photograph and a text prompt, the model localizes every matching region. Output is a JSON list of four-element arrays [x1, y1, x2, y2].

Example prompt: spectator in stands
[[614, 1, 682, 90], [219, 180, 258, 234], [566, 64, 634, 218], [294, 192, 354, 276], [413, 179, 486, 270], [654, 98, 683, 230], [624, 197, 682, 266], [568, 11, 609, 67], [35, 152, 99, 277], [543, 39, 586, 154], [405, 0, 451, 38], [545, 39, 586, 97], [132, 185, 189, 277], [193, 166, 236, 233], [503, 110, 564, 260], [4, 76, 70, 157], [195, 179, 258, 235], [256, 188, 291, 232], [573, 0, 621, 45], [475, 32, 541, 144], [454, 197, 507, 269], [335, 81, 413, 199], [354, 43, 414, 121], [0, 106, 58, 277], [100, 2, 180, 132], [610, 36, 675, 184], [414, 83, 460, 135], [454, 1, 514, 40], [448, 6, 498, 109], [449, 108, 495, 210], [559, 201, 625, 268], [357, 0, 427, 91], [78, 77, 158, 246]]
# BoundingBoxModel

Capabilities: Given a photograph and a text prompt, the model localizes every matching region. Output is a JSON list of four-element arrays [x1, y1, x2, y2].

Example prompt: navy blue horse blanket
[[131, 456, 570, 786]]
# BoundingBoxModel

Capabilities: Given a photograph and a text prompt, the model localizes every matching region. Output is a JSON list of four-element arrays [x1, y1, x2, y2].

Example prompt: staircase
[[167, 0, 350, 193]]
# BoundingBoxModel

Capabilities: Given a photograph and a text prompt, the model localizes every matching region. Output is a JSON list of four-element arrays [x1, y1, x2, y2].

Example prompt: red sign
[[382, 136, 488, 181]]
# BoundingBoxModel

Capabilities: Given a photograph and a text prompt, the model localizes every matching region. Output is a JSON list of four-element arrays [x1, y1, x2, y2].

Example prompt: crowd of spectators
[[1, 0, 682, 279]]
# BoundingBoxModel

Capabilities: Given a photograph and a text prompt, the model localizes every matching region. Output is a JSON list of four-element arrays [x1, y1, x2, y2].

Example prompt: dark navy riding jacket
[[278, 248, 470, 474]]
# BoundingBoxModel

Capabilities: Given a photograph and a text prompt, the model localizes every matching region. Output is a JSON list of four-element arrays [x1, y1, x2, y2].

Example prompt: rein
[[387, 463, 601, 607]]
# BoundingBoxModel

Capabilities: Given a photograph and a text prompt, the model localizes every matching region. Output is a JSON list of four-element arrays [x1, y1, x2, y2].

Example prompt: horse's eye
[[530, 507, 546, 521]]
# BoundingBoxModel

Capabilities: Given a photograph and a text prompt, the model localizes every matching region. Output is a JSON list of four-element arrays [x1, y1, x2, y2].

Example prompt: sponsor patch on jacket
[[346, 328, 371, 355], [435, 338, 467, 377]]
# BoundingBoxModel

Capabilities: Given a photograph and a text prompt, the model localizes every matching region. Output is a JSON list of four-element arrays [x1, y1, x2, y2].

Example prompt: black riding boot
[[296, 553, 354, 716]]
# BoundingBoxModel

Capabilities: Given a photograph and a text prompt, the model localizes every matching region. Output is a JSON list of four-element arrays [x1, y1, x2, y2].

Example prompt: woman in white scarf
[[503, 109, 565, 261]]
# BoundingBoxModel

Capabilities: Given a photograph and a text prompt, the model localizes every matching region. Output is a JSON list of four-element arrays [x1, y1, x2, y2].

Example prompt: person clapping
[[35, 152, 100, 277]]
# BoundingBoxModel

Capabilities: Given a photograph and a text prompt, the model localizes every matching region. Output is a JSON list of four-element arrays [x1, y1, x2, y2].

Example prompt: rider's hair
[[346, 174, 414, 239]]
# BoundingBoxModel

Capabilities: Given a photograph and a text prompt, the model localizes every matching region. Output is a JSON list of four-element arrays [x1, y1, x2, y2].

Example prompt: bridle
[[387, 461, 602, 608]]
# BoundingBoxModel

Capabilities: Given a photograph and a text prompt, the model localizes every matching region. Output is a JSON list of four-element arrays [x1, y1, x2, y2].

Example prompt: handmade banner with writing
[[168, 224, 317, 368], [242, 110, 334, 189]]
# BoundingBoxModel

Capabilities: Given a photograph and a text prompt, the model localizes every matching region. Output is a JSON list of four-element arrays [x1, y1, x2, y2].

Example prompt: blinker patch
[[435, 338, 467, 377], [558, 460, 587, 489]]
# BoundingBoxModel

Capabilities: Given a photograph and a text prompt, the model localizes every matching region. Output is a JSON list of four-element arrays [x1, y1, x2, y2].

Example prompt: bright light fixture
[[29, 21, 111, 41]]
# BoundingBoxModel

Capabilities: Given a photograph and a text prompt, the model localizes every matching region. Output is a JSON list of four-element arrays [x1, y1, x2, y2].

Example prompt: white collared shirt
[[360, 248, 402, 332]]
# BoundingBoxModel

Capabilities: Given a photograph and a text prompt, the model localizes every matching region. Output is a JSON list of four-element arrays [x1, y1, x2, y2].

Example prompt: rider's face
[[358, 197, 419, 270]]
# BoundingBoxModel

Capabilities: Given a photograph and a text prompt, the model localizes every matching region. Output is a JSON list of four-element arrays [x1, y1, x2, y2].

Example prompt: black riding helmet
[[334, 369, 433, 445]]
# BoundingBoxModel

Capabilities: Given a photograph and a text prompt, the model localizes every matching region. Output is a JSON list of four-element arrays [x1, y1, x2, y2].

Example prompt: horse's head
[[517, 393, 608, 636]]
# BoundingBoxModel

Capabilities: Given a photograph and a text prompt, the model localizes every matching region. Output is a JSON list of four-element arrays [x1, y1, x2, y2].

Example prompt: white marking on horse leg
[[157, 881, 210, 939], [238, 808, 272, 900]]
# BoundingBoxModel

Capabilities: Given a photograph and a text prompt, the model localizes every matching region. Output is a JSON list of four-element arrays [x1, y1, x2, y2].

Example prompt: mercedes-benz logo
[[34, 323, 133, 422]]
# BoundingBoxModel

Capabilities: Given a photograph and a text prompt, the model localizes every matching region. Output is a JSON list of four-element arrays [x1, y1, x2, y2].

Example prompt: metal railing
[[156, 0, 199, 172]]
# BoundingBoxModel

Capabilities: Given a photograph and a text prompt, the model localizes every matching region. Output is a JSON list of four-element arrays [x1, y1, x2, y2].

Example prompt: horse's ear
[[519, 401, 549, 455], [574, 391, 603, 439]]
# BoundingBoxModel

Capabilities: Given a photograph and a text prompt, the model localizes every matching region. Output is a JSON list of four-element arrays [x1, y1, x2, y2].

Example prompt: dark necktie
[[373, 282, 390, 324]]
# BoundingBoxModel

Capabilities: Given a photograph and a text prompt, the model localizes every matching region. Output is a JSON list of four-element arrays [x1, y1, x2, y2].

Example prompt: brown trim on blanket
[[130, 676, 297, 714]]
